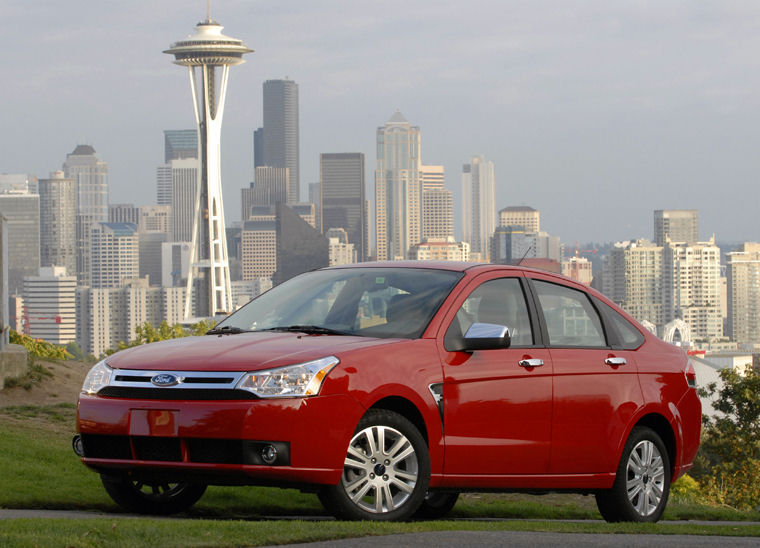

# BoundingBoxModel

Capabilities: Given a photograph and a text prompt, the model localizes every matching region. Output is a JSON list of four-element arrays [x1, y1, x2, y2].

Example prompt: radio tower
[[165, 7, 252, 319]]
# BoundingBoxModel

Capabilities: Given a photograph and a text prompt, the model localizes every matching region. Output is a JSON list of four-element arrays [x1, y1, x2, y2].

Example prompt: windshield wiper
[[260, 325, 352, 336], [206, 325, 250, 335]]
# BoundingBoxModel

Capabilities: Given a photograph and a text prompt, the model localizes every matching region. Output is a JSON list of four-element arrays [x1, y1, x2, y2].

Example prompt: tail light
[[685, 358, 697, 389]]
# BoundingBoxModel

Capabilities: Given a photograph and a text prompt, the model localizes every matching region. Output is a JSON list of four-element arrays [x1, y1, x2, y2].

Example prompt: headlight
[[236, 356, 339, 398], [81, 360, 113, 395]]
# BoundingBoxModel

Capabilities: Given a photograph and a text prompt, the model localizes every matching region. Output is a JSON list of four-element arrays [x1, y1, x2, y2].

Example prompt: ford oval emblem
[[151, 374, 180, 387]]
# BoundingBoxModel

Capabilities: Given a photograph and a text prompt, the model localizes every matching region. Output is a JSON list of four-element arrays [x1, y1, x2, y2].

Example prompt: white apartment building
[[499, 206, 540, 232], [561, 256, 593, 286], [90, 222, 139, 289], [409, 237, 470, 262], [663, 237, 722, 340], [726, 243, 760, 344], [22, 266, 76, 345], [462, 155, 495, 261], [76, 279, 185, 357]]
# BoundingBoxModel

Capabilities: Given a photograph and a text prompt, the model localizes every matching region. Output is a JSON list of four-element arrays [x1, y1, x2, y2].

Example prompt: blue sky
[[2, 0, 760, 244]]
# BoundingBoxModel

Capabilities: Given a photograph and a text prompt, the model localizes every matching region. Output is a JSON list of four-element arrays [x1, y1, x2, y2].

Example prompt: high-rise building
[[76, 279, 185, 357], [376, 111, 422, 261], [259, 79, 300, 203], [326, 228, 357, 266], [726, 243, 760, 344], [462, 155, 496, 261], [409, 237, 470, 262], [139, 205, 171, 233], [63, 144, 108, 286], [22, 266, 76, 345], [562, 256, 593, 286], [164, 129, 198, 162], [0, 191, 40, 295], [139, 232, 169, 287], [490, 226, 560, 265], [109, 203, 140, 225], [663, 237, 722, 339], [422, 189, 454, 241], [420, 165, 444, 191], [165, 16, 252, 318], [241, 166, 290, 218], [156, 164, 173, 206], [90, 222, 139, 289], [169, 158, 199, 242], [161, 241, 191, 287], [0, 174, 36, 194], [273, 203, 328, 285], [38, 171, 77, 277], [499, 206, 540, 232], [654, 209, 698, 246], [241, 214, 277, 281], [320, 153, 367, 261], [601, 240, 664, 327], [308, 181, 321, 232]]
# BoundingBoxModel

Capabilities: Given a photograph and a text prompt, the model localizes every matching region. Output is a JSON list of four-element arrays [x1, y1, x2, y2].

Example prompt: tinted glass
[[533, 280, 606, 348], [597, 300, 645, 349], [446, 277, 533, 348], [217, 267, 464, 339]]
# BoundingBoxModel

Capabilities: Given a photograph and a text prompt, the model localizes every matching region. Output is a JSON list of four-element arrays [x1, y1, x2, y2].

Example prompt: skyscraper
[[654, 209, 698, 246], [499, 206, 540, 232], [39, 171, 77, 277], [420, 165, 452, 242], [726, 243, 760, 344], [167, 158, 199, 242], [22, 266, 76, 345], [63, 144, 108, 286], [164, 129, 198, 162], [165, 15, 252, 318], [90, 222, 139, 289], [259, 79, 300, 203], [240, 166, 290, 218], [375, 111, 421, 261], [320, 153, 366, 261], [462, 155, 495, 261], [0, 191, 40, 295]]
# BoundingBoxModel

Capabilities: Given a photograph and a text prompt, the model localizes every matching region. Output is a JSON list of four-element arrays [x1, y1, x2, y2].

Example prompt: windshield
[[216, 267, 464, 339]]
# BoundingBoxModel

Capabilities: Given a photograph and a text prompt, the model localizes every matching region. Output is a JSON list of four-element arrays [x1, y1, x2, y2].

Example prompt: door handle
[[519, 358, 544, 368], [605, 357, 627, 366]]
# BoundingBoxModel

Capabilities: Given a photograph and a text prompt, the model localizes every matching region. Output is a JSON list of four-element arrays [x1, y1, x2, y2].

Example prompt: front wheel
[[319, 409, 430, 521], [595, 426, 671, 522], [101, 474, 207, 515]]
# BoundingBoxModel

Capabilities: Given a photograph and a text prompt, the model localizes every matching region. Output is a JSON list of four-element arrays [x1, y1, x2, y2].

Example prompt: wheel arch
[[633, 413, 677, 478], [369, 396, 429, 445]]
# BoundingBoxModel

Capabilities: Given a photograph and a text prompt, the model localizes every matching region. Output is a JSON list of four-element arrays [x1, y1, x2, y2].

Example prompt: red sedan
[[74, 262, 700, 522]]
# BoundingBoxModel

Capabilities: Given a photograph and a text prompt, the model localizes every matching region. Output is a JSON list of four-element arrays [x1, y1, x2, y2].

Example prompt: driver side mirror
[[452, 322, 511, 352]]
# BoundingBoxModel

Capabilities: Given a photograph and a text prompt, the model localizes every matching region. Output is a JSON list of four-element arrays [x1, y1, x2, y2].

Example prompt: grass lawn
[[1, 403, 758, 546]]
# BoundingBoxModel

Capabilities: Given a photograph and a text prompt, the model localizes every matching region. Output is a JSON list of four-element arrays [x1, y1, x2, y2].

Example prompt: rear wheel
[[101, 474, 206, 515], [319, 409, 430, 521], [595, 426, 670, 522], [413, 491, 459, 519]]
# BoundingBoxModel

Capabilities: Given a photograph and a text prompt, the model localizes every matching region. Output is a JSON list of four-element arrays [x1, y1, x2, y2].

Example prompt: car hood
[[104, 332, 399, 372]]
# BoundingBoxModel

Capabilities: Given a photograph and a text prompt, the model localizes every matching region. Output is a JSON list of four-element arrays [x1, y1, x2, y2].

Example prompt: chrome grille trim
[[107, 369, 246, 391]]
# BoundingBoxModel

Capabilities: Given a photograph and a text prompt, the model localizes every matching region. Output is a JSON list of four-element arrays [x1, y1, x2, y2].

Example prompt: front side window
[[445, 277, 534, 349], [216, 267, 464, 339], [533, 280, 606, 348]]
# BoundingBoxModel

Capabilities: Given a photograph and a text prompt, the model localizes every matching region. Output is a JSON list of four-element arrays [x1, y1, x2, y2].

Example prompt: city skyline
[[3, 2, 760, 244]]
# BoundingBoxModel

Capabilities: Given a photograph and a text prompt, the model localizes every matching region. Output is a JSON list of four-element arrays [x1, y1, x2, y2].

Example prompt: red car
[[74, 262, 700, 522]]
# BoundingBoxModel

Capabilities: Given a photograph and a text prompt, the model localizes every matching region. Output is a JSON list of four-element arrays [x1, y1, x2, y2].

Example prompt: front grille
[[97, 387, 258, 400], [81, 434, 290, 466], [99, 369, 254, 401]]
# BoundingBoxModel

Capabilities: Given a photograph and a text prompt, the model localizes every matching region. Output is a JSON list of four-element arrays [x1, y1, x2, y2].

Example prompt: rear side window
[[532, 280, 606, 348], [597, 300, 645, 349]]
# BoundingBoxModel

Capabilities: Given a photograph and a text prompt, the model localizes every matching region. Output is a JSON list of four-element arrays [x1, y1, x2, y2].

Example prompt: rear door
[[528, 275, 644, 475]]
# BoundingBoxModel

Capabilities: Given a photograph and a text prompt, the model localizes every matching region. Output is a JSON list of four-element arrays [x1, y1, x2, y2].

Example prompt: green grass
[[1, 518, 760, 548], [2, 403, 760, 521]]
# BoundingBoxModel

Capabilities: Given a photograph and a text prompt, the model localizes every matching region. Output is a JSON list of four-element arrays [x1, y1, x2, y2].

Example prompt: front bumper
[[76, 393, 364, 486]]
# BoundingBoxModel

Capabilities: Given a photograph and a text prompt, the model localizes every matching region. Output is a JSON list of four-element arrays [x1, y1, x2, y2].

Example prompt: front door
[[439, 274, 553, 476]]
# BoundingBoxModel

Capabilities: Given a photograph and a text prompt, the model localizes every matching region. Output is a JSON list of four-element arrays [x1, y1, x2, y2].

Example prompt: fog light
[[72, 434, 84, 457], [261, 444, 278, 465]]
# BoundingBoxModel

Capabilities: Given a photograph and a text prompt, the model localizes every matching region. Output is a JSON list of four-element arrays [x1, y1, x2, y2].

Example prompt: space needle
[[165, 7, 252, 320]]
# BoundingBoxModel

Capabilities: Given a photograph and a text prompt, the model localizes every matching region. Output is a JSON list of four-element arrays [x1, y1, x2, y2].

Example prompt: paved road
[[2, 510, 758, 547]]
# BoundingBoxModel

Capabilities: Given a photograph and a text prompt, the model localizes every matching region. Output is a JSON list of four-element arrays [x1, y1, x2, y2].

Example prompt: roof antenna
[[206, 0, 211, 22], [516, 245, 533, 266]]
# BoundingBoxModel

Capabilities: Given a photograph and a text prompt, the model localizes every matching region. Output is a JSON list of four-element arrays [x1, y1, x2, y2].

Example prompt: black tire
[[595, 426, 671, 522], [318, 409, 430, 521], [101, 474, 207, 515], [413, 491, 459, 519]]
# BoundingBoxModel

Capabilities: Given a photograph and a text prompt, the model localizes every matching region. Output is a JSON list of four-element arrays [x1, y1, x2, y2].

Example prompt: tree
[[694, 367, 760, 509]]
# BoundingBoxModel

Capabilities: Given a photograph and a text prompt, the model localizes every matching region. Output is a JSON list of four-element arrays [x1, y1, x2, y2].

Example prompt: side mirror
[[460, 322, 511, 351]]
